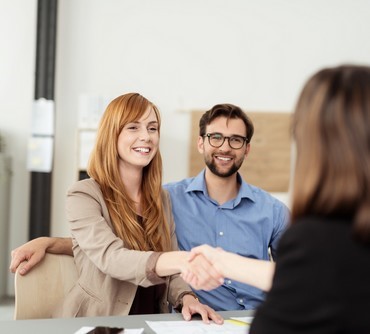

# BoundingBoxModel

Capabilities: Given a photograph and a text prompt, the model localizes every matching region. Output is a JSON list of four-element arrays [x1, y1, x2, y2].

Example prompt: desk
[[0, 310, 253, 334]]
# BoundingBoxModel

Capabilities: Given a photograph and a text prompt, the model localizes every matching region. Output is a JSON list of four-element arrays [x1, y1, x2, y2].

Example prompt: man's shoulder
[[242, 181, 276, 199], [242, 181, 289, 209], [164, 177, 194, 191]]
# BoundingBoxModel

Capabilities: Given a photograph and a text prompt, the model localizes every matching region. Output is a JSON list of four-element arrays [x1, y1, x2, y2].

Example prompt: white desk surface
[[0, 310, 254, 334]]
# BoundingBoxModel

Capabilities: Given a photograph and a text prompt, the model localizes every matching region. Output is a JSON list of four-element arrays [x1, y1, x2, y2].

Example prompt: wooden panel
[[189, 111, 292, 192]]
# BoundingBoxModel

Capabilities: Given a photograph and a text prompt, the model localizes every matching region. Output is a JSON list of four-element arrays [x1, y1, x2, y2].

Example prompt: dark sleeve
[[250, 220, 339, 334]]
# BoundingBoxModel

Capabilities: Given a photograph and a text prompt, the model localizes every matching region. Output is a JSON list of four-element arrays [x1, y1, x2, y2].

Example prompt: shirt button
[[239, 298, 244, 303], [219, 231, 224, 236], [227, 280, 232, 285]]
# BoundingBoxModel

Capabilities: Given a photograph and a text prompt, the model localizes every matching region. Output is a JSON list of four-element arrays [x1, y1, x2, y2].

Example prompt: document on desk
[[146, 320, 249, 333]]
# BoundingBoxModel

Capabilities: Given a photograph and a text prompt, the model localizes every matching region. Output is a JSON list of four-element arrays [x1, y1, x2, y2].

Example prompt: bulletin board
[[189, 111, 293, 192]]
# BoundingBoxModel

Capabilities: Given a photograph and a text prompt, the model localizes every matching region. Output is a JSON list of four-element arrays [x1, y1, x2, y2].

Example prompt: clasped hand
[[181, 247, 225, 291]]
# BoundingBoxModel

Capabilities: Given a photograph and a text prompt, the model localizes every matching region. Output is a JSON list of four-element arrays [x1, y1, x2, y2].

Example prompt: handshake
[[181, 245, 273, 293], [181, 245, 227, 291]]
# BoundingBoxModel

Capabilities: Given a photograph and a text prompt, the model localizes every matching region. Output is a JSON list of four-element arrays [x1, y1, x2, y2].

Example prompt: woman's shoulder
[[279, 215, 352, 256], [287, 215, 349, 235], [68, 178, 101, 195]]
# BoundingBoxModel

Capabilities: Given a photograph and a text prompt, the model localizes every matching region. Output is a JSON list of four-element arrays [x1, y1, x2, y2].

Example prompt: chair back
[[14, 253, 78, 319]]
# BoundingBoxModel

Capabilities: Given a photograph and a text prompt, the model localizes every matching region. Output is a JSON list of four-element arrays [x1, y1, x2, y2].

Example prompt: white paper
[[146, 320, 248, 334], [31, 98, 55, 136], [27, 136, 54, 172], [74, 326, 143, 334], [74, 327, 94, 334]]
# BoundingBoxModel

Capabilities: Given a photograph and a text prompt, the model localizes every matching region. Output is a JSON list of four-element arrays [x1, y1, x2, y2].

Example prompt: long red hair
[[87, 93, 171, 251]]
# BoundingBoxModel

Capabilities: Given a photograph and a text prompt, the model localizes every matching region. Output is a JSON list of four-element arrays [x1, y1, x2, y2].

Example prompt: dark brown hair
[[292, 65, 370, 241], [199, 103, 254, 142]]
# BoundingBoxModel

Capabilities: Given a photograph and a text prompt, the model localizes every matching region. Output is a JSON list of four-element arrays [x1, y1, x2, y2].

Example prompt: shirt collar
[[186, 169, 256, 203], [185, 169, 207, 194]]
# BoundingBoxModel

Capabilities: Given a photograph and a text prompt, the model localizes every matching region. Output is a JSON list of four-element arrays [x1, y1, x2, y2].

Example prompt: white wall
[[0, 0, 37, 296], [1, 0, 370, 295]]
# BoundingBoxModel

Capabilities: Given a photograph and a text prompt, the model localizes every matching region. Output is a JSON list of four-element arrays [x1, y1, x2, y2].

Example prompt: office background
[[1, 0, 369, 297]]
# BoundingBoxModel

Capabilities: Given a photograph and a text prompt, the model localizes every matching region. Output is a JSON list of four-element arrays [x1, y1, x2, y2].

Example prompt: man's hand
[[181, 294, 224, 324], [9, 236, 73, 275], [9, 237, 49, 275]]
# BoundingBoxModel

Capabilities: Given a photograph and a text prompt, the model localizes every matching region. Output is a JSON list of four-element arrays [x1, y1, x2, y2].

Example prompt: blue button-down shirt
[[164, 170, 290, 311]]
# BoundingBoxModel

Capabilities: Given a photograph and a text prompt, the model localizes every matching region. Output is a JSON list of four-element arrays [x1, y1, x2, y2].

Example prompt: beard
[[204, 153, 244, 178]]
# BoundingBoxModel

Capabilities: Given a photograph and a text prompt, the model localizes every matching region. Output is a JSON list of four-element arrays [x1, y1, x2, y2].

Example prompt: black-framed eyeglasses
[[203, 132, 248, 149]]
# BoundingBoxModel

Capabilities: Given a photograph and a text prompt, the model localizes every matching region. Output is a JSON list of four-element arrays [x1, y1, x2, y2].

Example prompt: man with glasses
[[10, 103, 289, 311], [163, 103, 289, 311]]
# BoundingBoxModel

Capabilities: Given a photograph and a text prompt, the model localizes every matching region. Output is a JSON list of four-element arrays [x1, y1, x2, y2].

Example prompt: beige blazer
[[52, 178, 192, 318]]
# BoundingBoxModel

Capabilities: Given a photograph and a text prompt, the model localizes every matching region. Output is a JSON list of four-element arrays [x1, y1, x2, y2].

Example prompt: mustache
[[212, 151, 235, 158]]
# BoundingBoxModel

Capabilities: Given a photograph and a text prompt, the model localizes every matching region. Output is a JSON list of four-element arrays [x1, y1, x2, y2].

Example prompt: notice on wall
[[27, 136, 54, 172], [27, 98, 55, 172], [31, 98, 55, 136], [78, 130, 97, 170]]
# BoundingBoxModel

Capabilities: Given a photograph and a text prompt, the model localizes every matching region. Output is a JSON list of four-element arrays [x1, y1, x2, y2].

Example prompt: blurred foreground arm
[[9, 237, 73, 275], [184, 245, 275, 292]]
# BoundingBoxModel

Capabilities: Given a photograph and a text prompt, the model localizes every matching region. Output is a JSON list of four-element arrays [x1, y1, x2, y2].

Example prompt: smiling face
[[198, 116, 250, 178], [117, 106, 159, 171]]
